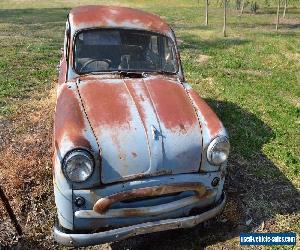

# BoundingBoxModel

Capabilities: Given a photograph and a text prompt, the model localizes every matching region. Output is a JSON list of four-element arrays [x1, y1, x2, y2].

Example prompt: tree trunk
[[240, 0, 245, 15], [276, 0, 280, 31], [282, 0, 287, 18], [223, 0, 227, 37], [205, 0, 209, 25]]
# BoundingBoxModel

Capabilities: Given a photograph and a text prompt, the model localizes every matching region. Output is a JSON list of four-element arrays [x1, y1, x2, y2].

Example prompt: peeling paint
[[77, 77, 203, 184], [93, 182, 207, 214], [69, 6, 171, 36], [187, 89, 222, 138]]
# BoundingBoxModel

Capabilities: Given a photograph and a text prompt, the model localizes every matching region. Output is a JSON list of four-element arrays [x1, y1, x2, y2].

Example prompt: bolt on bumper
[[53, 192, 226, 247]]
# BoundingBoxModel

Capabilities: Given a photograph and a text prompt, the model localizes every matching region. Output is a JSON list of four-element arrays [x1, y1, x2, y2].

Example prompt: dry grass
[[0, 86, 56, 248], [196, 54, 212, 65]]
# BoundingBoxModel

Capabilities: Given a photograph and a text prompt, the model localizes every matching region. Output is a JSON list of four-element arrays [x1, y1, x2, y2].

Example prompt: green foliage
[[264, 0, 271, 7]]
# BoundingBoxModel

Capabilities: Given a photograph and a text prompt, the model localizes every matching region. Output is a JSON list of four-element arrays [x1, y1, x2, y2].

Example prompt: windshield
[[74, 29, 178, 74]]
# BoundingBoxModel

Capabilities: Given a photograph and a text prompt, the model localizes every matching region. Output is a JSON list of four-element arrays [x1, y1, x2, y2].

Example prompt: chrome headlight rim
[[62, 149, 95, 183], [207, 136, 230, 166]]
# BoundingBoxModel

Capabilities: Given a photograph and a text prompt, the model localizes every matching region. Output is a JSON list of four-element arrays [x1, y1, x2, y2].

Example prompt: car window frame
[[71, 27, 180, 75]]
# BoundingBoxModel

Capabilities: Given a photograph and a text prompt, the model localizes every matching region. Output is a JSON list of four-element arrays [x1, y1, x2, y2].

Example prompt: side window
[[163, 38, 174, 61]]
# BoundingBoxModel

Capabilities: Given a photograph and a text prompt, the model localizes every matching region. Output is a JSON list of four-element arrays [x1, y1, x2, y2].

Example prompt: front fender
[[183, 83, 229, 173], [53, 81, 100, 229]]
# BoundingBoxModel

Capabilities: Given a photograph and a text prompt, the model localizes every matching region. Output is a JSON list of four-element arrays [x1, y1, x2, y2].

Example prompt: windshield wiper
[[117, 70, 177, 78], [77, 71, 113, 76], [79, 70, 175, 77], [88, 71, 117, 75]]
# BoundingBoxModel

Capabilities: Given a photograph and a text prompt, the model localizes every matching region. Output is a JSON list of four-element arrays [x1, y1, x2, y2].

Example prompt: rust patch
[[146, 78, 198, 132], [78, 80, 131, 127], [69, 5, 171, 35], [221, 168, 226, 179], [54, 85, 91, 149], [116, 169, 172, 183], [93, 182, 206, 214], [121, 208, 146, 217], [179, 123, 186, 133], [101, 189, 214, 218], [188, 90, 222, 137]]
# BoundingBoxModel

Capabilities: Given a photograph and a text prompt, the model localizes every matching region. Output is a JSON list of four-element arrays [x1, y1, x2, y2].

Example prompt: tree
[[205, 0, 209, 25], [223, 0, 227, 36], [240, 0, 245, 14], [282, 0, 288, 17], [276, 0, 280, 30]]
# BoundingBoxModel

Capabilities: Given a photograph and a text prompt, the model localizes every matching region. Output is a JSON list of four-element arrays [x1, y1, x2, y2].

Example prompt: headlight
[[63, 149, 94, 182], [207, 137, 230, 165]]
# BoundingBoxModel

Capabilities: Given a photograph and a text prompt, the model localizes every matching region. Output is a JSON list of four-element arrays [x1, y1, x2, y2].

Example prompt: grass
[[0, 0, 299, 249]]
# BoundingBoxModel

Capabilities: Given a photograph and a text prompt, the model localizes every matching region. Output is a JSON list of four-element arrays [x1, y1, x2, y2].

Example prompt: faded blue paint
[[72, 173, 223, 231]]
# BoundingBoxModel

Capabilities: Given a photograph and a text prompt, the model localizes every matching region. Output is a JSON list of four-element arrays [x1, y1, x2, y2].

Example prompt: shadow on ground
[[178, 35, 250, 52], [256, 7, 300, 15], [110, 100, 300, 250], [234, 22, 300, 30]]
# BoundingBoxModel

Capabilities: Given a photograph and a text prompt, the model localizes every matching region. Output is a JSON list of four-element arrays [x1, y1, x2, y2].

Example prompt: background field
[[0, 0, 299, 249]]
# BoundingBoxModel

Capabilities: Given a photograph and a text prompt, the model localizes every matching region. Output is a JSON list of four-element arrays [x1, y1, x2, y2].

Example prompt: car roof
[[69, 5, 172, 36]]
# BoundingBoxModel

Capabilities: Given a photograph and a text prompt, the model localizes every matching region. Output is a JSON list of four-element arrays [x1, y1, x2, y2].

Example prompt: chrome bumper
[[53, 192, 226, 247]]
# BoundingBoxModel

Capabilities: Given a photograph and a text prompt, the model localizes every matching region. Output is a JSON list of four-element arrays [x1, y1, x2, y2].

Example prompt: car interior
[[74, 29, 177, 73]]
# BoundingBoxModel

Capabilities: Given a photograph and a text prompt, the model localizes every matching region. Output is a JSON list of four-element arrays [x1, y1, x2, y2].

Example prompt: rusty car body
[[53, 5, 230, 247]]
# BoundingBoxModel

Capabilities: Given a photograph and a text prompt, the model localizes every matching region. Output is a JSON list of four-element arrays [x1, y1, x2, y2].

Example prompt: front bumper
[[53, 192, 226, 247]]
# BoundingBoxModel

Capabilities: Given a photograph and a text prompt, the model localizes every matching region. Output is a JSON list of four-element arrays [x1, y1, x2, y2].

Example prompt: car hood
[[77, 76, 203, 184]]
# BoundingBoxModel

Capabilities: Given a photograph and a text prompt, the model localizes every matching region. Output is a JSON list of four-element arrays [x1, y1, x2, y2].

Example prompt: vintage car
[[53, 5, 230, 247]]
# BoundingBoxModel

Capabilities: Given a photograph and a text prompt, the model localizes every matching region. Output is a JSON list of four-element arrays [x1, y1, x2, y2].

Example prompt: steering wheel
[[80, 59, 112, 72]]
